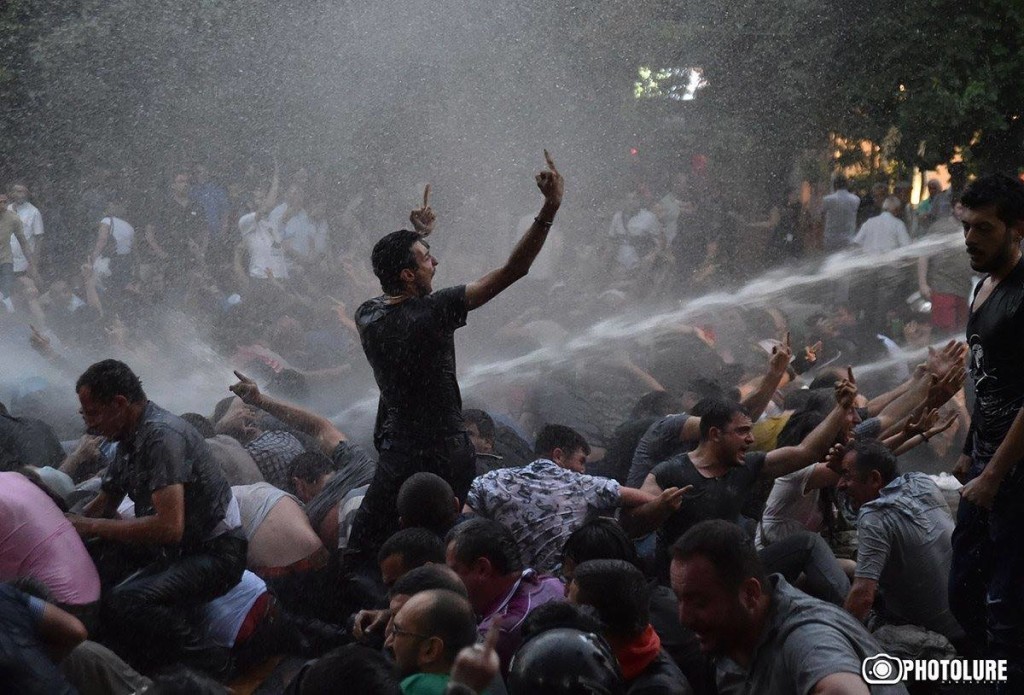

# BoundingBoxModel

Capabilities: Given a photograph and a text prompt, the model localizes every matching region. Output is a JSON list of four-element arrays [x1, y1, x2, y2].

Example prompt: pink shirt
[[0, 472, 100, 605]]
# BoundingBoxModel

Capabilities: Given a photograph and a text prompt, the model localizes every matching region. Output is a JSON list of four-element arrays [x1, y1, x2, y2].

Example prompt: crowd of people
[[0, 150, 1022, 695]]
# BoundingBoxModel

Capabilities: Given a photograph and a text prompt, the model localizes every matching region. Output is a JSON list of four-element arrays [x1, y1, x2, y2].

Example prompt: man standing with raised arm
[[347, 151, 564, 560]]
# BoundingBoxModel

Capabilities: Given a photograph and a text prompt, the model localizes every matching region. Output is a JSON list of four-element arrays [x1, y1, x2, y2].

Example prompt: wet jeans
[[101, 530, 247, 674], [346, 433, 475, 560], [759, 530, 851, 606], [949, 457, 1024, 690]]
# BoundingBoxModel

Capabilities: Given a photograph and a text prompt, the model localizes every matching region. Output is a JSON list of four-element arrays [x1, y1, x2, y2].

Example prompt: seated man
[[671, 520, 905, 694], [67, 360, 246, 671], [445, 518, 564, 674], [567, 559, 691, 694], [838, 440, 964, 643], [386, 589, 479, 695], [0, 471, 101, 623], [465, 424, 686, 572]]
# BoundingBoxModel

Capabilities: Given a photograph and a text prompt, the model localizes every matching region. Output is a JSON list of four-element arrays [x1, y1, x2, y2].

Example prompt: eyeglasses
[[388, 621, 432, 641]]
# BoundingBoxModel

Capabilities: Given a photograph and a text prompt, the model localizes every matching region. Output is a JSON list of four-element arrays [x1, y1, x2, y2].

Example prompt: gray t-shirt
[[715, 575, 908, 695], [626, 413, 693, 488], [855, 472, 963, 641]]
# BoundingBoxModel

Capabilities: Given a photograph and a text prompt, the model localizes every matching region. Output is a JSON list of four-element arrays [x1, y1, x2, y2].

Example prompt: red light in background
[[629, 147, 639, 156]]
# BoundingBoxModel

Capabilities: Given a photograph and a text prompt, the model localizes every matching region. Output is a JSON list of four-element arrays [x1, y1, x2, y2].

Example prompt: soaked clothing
[[950, 257, 1024, 687], [0, 411, 65, 471], [245, 430, 305, 492], [714, 575, 906, 694], [101, 402, 233, 549], [651, 452, 767, 575], [466, 458, 622, 572], [356, 285, 469, 446], [477, 568, 565, 675], [304, 441, 376, 533], [855, 473, 962, 641], [626, 413, 693, 488]]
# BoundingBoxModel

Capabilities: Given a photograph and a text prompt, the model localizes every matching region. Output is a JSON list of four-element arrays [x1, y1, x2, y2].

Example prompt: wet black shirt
[[102, 402, 232, 549], [356, 286, 469, 446], [0, 413, 64, 471], [652, 451, 767, 575], [965, 258, 1024, 462], [147, 196, 206, 259]]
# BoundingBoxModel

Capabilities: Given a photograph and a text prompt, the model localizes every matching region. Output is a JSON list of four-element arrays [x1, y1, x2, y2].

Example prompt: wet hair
[[561, 518, 641, 570], [390, 564, 467, 600], [462, 409, 495, 441], [180, 412, 215, 438], [808, 369, 846, 391], [671, 520, 767, 592], [847, 439, 899, 485], [521, 601, 605, 643], [961, 173, 1024, 229], [415, 589, 479, 664], [630, 391, 682, 420], [75, 359, 146, 404], [445, 518, 523, 575], [291, 645, 401, 695], [774, 410, 826, 448], [290, 451, 334, 484], [371, 229, 423, 295], [378, 527, 446, 570], [696, 398, 749, 440], [396, 473, 457, 536], [573, 560, 650, 639], [534, 424, 590, 458]]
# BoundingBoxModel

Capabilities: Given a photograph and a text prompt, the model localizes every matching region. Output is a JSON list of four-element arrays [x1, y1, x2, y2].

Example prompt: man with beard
[[951, 173, 1024, 687], [347, 152, 563, 561]]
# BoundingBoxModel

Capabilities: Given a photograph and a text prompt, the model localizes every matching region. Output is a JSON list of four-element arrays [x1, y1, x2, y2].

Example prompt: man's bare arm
[[230, 371, 345, 455], [465, 151, 563, 311], [69, 484, 185, 545]]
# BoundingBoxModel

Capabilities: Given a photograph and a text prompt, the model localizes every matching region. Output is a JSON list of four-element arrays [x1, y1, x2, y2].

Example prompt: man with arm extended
[[347, 152, 564, 560]]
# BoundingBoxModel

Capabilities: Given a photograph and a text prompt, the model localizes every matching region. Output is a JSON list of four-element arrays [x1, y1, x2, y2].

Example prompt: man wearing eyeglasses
[[385, 589, 479, 695]]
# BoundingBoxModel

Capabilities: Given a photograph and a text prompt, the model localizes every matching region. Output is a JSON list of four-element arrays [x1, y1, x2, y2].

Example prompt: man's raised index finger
[[423, 184, 431, 208], [543, 149, 558, 174], [232, 370, 252, 383]]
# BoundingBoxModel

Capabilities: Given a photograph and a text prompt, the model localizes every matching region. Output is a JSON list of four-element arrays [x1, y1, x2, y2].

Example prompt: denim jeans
[[759, 530, 851, 606], [949, 457, 1024, 691]]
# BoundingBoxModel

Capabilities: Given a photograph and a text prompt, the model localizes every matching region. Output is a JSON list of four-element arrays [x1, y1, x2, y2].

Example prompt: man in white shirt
[[853, 196, 912, 254], [8, 182, 43, 278], [821, 174, 861, 253]]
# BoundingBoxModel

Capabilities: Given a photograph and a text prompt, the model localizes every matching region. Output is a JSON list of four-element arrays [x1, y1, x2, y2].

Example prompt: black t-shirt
[[652, 451, 767, 574], [102, 402, 232, 549], [356, 286, 469, 446], [0, 413, 65, 471], [148, 196, 206, 259], [626, 413, 693, 488], [966, 258, 1024, 461]]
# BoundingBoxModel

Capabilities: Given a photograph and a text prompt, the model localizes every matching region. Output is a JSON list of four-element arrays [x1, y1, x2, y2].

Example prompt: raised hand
[[769, 331, 793, 375], [824, 443, 846, 475], [905, 408, 939, 437], [535, 150, 564, 206], [29, 324, 53, 356], [834, 366, 858, 410], [658, 485, 694, 512], [927, 340, 968, 378], [450, 620, 501, 693], [804, 340, 823, 365], [928, 365, 966, 408], [229, 370, 263, 407], [409, 184, 436, 235]]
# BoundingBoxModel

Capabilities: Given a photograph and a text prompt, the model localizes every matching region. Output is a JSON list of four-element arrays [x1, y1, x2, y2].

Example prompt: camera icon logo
[[862, 653, 905, 685]]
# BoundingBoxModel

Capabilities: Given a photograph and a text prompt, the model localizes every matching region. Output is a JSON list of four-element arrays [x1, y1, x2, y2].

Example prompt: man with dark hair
[[66, 359, 246, 671], [837, 441, 963, 642], [385, 589, 479, 694], [642, 379, 856, 578], [445, 518, 564, 673], [379, 528, 447, 588], [397, 472, 460, 536], [670, 520, 904, 695], [952, 173, 1024, 682], [568, 559, 690, 694], [465, 423, 687, 572], [286, 644, 402, 695], [348, 153, 563, 563], [463, 409, 503, 475]]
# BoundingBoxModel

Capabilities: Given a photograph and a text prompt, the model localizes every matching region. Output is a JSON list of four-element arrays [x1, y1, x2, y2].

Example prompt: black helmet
[[508, 628, 624, 695]]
